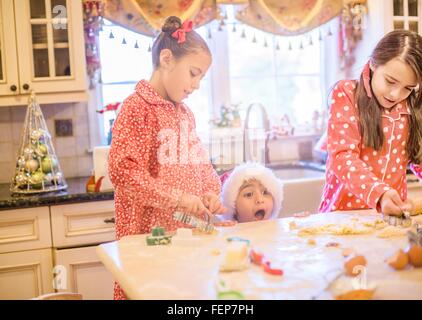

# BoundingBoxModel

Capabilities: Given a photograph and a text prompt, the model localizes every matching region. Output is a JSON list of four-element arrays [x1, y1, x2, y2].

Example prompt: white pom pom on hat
[[221, 162, 283, 220]]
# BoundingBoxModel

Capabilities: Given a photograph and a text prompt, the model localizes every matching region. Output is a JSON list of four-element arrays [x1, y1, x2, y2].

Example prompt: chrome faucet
[[243, 103, 270, 164]]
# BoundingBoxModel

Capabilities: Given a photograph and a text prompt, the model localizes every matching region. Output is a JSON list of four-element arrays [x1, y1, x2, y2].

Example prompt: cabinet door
[[0, 0, 19, 96], [13, 0, 87, 94], [0, 248, 53, 299], [54, 245, 114, 300]]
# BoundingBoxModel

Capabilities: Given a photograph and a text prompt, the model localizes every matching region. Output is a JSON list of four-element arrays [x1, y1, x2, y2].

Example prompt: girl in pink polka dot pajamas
[[108, 17, 226, 300], [319, 30, 422, 217]]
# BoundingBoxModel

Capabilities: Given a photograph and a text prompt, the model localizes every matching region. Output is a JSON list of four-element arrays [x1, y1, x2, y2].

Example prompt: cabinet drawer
[[50, 200, 115, 248], [0, 207, 52, 254]]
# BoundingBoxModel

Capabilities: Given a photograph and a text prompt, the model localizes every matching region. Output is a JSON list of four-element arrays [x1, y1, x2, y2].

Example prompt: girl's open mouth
[[254, 209, 266, 220]]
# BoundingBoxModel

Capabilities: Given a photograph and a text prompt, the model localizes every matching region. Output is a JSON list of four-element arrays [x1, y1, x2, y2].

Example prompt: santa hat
[[221, 162, 283, 220]]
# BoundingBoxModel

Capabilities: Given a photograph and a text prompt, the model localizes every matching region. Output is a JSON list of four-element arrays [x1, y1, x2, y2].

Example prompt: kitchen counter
[[97, 210, 422, 300], [0, 177, 114, 210]]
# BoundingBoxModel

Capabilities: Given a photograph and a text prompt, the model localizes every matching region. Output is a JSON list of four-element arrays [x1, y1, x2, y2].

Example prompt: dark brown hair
[[355, 30, 422, 164], [151, 16, 210, 69]]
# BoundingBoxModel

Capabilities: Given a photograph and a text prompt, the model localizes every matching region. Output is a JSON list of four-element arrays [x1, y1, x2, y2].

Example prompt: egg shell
[[344, 255, 367, 276], [386, 249, 409, 270], [407, 244, 422, 268]]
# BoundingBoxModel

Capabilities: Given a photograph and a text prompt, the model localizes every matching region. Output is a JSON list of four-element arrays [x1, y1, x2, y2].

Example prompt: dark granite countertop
[[0, 177, 114, 211]]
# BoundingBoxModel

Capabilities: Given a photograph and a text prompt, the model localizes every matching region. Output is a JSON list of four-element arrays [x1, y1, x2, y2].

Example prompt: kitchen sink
[[267, 161, 326, 181]]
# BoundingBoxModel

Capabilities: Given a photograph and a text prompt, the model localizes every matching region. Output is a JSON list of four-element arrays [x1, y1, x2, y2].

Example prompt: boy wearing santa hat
[[220, 162, 283, 222]]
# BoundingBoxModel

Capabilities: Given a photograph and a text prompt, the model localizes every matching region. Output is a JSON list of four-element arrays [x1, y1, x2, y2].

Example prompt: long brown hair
[[151, 16, 210, 69], [355, 30, 422, 164]]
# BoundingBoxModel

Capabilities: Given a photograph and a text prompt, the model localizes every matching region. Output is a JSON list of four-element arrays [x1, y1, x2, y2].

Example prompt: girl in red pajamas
[[108, 16, 226, 300], [319, 30, 422, 216]]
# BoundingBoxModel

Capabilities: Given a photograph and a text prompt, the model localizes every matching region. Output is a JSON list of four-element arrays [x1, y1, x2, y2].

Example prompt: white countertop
[[97, 210, 422, 300]]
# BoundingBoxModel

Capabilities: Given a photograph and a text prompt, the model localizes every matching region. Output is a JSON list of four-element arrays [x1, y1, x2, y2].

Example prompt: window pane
[[275, 76, 323, 125], [32, 24, 48, 45], [54, 48, 70, 76], [394, 20, 405, 29], [99, 21, 153, 83], [228, 26, 275, 77], [102, 83, 137, 106], [230, 77, 277, 124], [30, 0, 46, 19], [394, 0, 404, 16], [409, 21, 419, 32], [33, 49, 50, 77], [275, 38, 320, 75], [408, 0, 418, 16], [184, 77, 211, 137]]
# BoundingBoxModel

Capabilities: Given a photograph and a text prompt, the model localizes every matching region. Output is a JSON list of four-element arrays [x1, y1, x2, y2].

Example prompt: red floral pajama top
[[108, 80, 221, 299]]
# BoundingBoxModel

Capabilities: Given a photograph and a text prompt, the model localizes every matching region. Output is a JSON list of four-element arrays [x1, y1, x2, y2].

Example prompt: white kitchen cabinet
[[53, 245, 114, 300], [0, 248, 53, 299], [0, 199, 116, 299], [388, 0, 422, 33], [0, 0, 87, 106]]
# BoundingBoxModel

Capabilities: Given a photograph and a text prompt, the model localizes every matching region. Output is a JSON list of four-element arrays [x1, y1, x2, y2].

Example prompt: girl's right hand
[[379, 189, 405, 216], [177, 193, 212, 220]]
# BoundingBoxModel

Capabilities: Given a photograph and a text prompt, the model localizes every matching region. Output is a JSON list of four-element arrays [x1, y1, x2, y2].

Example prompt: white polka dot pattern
[[319, 79, 418, 214]]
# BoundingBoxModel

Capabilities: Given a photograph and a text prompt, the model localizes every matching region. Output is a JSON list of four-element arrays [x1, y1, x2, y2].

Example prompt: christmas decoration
[[97, 102, 121, 145], [211, 103, 242, 128], [83, 0, 104, 89], [10, 92, 67, 194]]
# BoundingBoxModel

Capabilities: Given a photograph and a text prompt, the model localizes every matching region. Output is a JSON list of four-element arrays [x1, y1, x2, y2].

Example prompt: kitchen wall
[[0, 102, 93, 184]]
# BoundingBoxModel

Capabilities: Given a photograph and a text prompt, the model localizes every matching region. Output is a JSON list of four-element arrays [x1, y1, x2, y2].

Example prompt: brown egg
[[407, 244, 422, 268], [307, 239, 316, 246], [336, 289, 374, 300], [386, 249, 409, 270], [344, 255, 367, 276]]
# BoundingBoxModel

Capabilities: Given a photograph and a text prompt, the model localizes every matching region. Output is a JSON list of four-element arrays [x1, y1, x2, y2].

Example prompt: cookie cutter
[[173, 211, 215, 233], [382, 210, 412, 228]]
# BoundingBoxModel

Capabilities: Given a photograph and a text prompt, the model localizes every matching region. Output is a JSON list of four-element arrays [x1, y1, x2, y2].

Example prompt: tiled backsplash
[[0, 102, 93, 184]]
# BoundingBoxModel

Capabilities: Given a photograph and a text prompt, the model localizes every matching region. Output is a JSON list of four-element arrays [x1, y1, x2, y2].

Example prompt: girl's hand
[[177, 193, 212, 220], [202, 193, 227, 215], [402, 198, 416, 216], [379, 189, 405, 216]]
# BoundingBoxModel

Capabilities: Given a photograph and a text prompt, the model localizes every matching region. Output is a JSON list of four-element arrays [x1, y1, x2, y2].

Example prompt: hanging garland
[[339, 0, 368, 76], [83, 0, 104, 89]]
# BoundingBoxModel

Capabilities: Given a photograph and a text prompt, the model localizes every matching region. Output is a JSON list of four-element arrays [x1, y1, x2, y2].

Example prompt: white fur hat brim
[[221, 162, 283, 220]]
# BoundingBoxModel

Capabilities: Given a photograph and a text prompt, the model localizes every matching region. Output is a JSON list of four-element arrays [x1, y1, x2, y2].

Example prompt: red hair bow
[[171, 20, 193, 44]]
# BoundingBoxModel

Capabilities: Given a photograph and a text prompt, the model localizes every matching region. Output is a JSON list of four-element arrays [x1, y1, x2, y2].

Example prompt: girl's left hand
[[202, 193, 227, 215]]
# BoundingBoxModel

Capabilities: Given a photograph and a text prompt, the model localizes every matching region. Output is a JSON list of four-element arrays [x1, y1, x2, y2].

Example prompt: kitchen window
[[99, 19, 211, 142], [98, 6, 331, 142]]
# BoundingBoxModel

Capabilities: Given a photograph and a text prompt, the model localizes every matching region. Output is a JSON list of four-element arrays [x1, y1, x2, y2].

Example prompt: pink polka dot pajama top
[[319, 65, 422, 213]]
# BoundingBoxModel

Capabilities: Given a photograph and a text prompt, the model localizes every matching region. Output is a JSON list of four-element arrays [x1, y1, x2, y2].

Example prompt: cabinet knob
[[10, 85, 17, 92], [103, 217, 115, 224], [22, 83, 30, 91]]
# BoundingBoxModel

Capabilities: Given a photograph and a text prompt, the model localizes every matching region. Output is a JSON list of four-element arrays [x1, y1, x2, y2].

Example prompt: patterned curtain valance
[[101, 0, 344, 36], [103, 0, 218, 37], [234, 0, 343, 36]]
